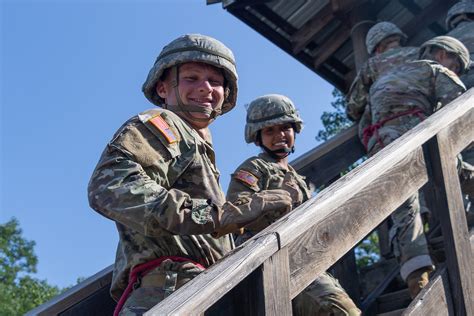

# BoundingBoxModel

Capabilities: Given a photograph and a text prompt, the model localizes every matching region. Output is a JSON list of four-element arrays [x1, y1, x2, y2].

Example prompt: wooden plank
[[314, 26, 351, 68], [25, 265, 114, 316], [291, 124, 365, 188], [423, 130, 474, 316], [330, 0, 363, 14], [290, 3, 334, 54], [403, 267, 454, 316], [260, 247, 292, 315], [402, 0, 457, 40], [443, 108, 474, 156], [145, 233, 279, 315], [331, 250, 360, 304], [287, 147, 427, 298]]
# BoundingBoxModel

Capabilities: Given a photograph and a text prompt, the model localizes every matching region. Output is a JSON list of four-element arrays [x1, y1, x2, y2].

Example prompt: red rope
[[113, 256, 205, 316], [362, 108, 426, 151]]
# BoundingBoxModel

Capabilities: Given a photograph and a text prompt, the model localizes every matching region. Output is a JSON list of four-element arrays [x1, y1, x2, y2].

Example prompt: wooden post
[[349, 2, 373, 72], [423, 133, 474, 316]]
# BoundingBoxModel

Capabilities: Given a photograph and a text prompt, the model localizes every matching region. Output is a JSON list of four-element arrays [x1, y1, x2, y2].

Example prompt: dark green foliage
[[0, 218, 62, 316], [316, 89, 379, 268], [315, 89, 353, 142]]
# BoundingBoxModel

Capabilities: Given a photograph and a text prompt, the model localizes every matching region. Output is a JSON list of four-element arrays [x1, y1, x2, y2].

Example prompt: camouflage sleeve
[[226, 160, 263, 204], [433, 67, 466, 111], [346, 63, 372, 121], [88, 124, 218, 237]]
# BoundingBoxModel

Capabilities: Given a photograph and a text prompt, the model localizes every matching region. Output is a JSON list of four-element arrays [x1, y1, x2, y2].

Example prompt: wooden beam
[[331, 0, 363, 15], [313, 26, 351, 69], [401, 0, 456, 39], [290, 3, 334, 54], [403, 266, 454, 315], [423, 132, 474, 315], [291, 124, 366, 188], [260, 247, 292, 315], [25, 265, 114, 316]]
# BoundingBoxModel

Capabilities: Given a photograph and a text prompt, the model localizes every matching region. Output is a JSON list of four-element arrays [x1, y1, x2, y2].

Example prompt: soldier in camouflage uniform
[[346, 22, 419, 138], [363, 36, 469, 298], [88, 34, 293, 316], [446, 1, 474, 202], [227, 94, 361, 316]]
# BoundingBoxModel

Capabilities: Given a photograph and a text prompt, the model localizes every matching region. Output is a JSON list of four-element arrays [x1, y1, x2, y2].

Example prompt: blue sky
[[1, 0, 335, 288]]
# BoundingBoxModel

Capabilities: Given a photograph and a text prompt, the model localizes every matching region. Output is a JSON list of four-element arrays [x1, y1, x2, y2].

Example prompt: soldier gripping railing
[[27, 89, 474, 315]]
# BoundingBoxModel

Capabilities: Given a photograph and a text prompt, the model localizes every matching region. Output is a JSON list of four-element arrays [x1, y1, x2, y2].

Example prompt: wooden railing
[[27, 90, 474, 315], [146, 89, 474, 316]]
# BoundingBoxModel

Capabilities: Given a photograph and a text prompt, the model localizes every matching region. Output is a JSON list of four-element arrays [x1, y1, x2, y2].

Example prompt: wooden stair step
[[377, 308, 405, 316], [377, 288, 412, 314]]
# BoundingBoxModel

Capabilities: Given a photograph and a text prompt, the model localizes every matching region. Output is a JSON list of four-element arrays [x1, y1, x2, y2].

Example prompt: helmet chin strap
[[165, 66, 223, 122], [257, 132, 295, 159]]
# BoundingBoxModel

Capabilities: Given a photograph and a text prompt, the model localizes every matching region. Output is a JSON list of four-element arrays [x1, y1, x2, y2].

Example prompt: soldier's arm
[[88, 145, 220, 237], [433, 68, 466, 111], [346, 64, 373, 121]]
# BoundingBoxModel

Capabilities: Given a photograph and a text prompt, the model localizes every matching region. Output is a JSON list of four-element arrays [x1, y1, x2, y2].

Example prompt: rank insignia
[[149, 115, 178, 144], [235, 170, 258, 187]]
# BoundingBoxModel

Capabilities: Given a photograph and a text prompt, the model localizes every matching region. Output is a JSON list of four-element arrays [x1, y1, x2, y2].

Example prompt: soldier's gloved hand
[[212, 189, 292, 238], [282, 172, 304, 207]]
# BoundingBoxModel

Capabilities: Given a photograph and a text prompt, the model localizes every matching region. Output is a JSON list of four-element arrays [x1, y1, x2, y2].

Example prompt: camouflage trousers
[[119, 261, 202, 316], [389, 193, 434, 281], [292, 272, 361, 316]]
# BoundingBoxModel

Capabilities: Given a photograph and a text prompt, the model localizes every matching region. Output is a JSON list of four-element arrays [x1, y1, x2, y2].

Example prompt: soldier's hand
[[282, 172, 304, 207], [212, 189, 292, 238]]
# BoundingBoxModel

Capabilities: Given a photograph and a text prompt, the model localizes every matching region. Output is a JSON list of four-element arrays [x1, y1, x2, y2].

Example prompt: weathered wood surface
[[290, 3, 333, 54], [423, 131, 474, 316], [403, 267, 453, 316], [145, 233, 280, 315], [260, 247, 292, 315], [286, 147, 427, 298], [313, 26, 351, 68], [149, 88, 474, 314], [25, 265, 114, 316]]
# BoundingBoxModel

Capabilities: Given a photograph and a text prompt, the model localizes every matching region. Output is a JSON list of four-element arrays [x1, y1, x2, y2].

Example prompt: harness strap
[[362, 108, 426, 152], [113, 256, 205, 316]]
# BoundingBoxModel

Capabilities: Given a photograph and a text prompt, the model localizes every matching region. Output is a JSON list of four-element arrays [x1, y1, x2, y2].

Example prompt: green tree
[[0, 218, 62, 315], [316, 88, 380, 268]]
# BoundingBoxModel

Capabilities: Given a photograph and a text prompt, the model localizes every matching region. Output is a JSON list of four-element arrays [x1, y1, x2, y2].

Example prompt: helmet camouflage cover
[[419, 35, 471, 74], [446, 1, 474, 30], [245, 94, 303, 144], [365, 21, 407, 54], [142, 34, 238, 114]]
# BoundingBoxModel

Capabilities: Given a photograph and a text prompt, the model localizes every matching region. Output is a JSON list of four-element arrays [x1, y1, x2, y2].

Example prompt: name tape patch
[[235, 170, 258, 187], [149, 115, 178, 144]]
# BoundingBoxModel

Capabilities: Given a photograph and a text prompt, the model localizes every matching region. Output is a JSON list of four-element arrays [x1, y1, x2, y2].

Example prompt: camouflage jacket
[[366, 60, 465, 154], [346, 47, 419, 122], [447, 21, 474, 89], [88, 108, 233, 300], [226, 153, 312, 244]]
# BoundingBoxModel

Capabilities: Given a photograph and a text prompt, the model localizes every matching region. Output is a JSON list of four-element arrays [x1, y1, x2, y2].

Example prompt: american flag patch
[[235, 170, 258, 187], [149, 115, 178, 144]]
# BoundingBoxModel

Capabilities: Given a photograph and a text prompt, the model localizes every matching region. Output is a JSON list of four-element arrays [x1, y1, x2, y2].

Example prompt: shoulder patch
[[149, 115, 179, 144], [235, 170, 259, 187]]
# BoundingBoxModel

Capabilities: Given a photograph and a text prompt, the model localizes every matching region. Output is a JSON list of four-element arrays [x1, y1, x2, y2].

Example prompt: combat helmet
[[419, 35, 471, 74], [366, 22, 407, 55], [446, 1, 474, 30], [245, 94, 303, 144], [142, 34, 238, 117]]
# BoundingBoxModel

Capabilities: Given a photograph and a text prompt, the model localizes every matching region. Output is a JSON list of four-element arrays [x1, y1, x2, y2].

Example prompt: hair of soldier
[[420, 46, 462, 70]]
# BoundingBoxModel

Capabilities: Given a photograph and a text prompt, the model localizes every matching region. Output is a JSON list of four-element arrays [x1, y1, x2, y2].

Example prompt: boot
[[406, 267, 432, 299]]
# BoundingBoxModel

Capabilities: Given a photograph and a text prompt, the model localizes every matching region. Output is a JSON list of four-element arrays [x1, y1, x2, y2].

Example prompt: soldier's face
[[259, 123, 295, 157], [436, 50, 461, 75], [157, 62, 225, 128], [375, 35, 401, 55]]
